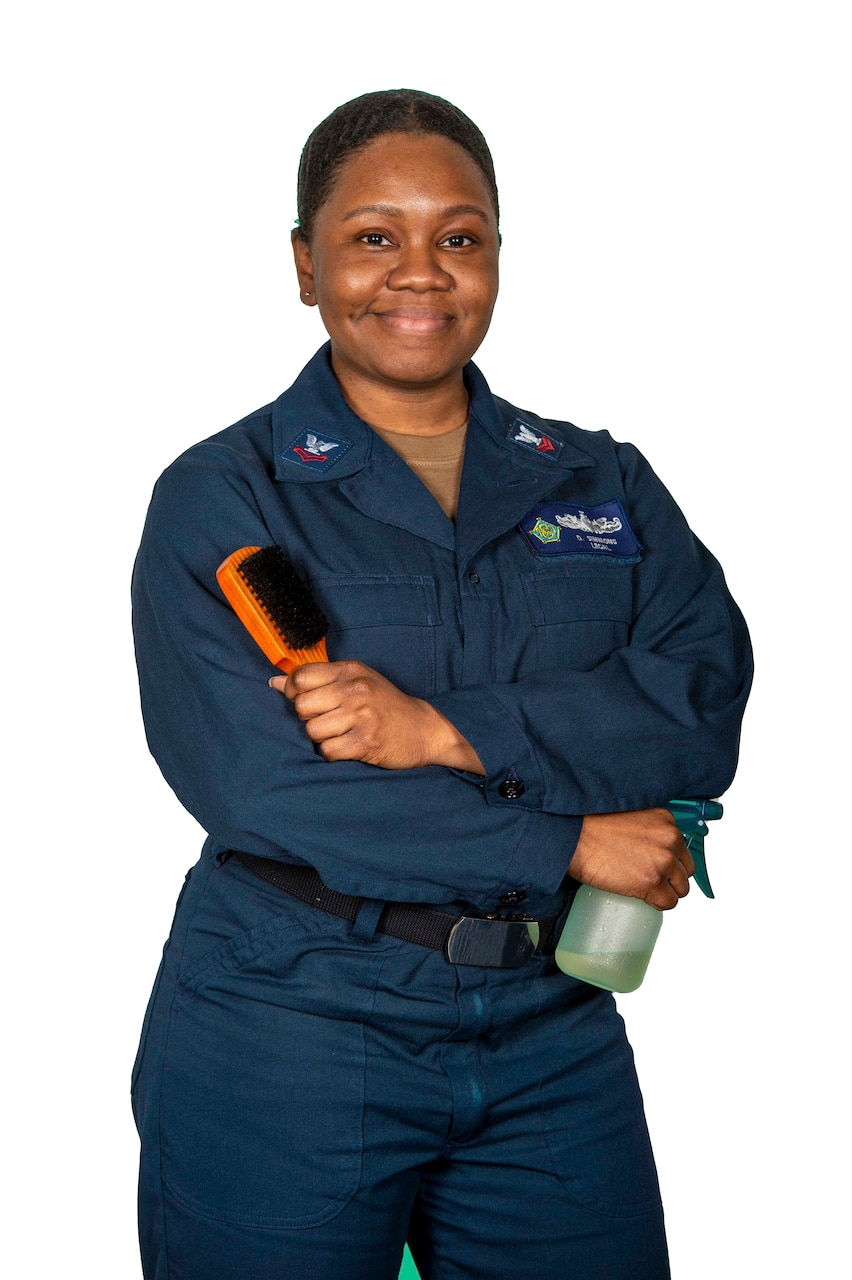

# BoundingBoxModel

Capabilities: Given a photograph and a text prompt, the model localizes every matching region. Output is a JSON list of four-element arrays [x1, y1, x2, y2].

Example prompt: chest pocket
[[520, 561, 635, 673], [308, 574, 441, 698]]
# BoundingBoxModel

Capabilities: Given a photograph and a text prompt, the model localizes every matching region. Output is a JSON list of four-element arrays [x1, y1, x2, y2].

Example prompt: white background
[[3, 2, 849, 1275]]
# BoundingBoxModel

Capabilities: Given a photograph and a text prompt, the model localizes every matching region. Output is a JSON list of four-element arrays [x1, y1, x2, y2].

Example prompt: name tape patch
[[519, 500, 641, 558], [280, 429, 352, 473]]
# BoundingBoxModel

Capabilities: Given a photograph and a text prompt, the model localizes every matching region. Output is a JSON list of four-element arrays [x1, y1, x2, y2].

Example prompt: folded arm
[[132, 443, 751, 912]]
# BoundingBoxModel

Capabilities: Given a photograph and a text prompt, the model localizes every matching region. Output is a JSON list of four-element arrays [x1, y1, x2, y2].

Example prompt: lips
[[371, 307, 454, 334]]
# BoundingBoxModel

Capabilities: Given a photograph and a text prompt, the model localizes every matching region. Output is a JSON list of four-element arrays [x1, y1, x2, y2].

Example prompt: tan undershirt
[[370, 421, 468, 522]]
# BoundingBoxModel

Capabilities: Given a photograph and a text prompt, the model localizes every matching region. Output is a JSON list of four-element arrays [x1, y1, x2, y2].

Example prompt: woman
[[132, 89, 752, 1279]]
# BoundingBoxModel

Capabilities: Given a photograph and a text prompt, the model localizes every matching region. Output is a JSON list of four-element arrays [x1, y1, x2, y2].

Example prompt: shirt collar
[[272, 344, 372, 482], [272, 342, 597, 483]]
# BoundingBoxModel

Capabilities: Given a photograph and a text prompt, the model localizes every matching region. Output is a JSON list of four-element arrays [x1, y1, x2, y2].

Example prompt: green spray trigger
[[667, 799, 724, 899]]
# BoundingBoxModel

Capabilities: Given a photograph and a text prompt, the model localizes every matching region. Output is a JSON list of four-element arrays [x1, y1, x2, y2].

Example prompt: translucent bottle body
[[553, 887, 663, 992]]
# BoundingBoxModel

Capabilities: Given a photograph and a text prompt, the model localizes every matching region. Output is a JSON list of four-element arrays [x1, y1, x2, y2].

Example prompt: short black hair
[[295, 89, 499, 243]]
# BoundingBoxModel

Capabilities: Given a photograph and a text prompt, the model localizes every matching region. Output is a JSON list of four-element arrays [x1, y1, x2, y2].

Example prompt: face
[[292, 132, 500, 398]]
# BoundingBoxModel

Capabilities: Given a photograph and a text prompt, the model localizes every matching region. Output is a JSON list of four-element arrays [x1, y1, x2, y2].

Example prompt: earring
[[303, 290, 311, 297]]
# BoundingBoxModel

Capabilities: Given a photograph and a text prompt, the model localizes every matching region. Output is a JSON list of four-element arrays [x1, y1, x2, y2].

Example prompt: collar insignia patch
[[280, 429, 352, 473], [519, 500, 642, 558], [506, 419, 564, 460]]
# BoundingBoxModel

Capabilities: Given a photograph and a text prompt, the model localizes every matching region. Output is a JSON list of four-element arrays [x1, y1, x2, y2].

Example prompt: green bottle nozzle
[[666, 799, 724, 899]]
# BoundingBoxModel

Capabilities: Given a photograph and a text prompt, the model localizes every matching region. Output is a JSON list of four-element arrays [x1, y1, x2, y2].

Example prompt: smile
[[371, 308, 454, 334]]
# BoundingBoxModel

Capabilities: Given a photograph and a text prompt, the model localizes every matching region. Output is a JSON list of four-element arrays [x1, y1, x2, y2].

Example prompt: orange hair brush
[[216, 545, 329, 674]]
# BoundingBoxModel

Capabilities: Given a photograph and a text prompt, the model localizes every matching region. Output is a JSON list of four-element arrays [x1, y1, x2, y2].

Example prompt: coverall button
[[499, 889, 527, 905], [468, 571, 481, 584], [498, 777, 525, 799]]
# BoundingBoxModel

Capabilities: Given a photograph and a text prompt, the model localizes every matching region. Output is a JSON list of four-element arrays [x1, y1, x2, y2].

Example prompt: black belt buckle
[[444, 916, 536, 968]]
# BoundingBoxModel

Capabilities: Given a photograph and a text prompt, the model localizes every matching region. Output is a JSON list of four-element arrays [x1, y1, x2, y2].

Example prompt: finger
[[645, 882, 680, 911], [666, 860, 692, 900], [301, 708, 355, 743], [291, 686, 346, 723], [318, 734, 367, 763], [268, 675, 288, 695], [679, 838, 696, 879], [284, 662, 346, 700]]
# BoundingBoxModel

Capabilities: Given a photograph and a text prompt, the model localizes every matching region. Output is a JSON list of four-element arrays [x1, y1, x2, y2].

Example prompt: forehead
[[319, 132, 496, 222]]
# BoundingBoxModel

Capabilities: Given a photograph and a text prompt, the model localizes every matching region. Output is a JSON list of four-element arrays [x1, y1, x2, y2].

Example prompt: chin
[[377, 354, 468, 387], [374, 334, 479, 382]]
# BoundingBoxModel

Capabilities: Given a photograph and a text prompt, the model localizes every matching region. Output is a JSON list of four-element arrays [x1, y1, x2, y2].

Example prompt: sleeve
[[429, 441, 753, 823], [132, 447, 582, 912]]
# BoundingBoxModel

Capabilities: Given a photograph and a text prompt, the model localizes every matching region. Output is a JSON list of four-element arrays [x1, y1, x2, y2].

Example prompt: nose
[[386, 238, 453, 293]]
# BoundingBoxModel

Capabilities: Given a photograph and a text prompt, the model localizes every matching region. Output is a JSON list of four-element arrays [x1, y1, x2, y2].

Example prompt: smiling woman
[[131, 89, 752, 1280]]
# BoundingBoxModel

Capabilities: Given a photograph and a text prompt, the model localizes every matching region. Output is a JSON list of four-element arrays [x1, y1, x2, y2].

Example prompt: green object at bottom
[[400, 1245, 421, 1278]]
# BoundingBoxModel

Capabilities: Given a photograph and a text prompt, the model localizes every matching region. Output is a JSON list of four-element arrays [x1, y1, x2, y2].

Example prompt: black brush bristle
[[237, 546, 328, 650]]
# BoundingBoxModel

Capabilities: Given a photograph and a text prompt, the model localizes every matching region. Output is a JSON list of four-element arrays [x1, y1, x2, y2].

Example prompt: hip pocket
[[160, 983, 367, 1228], [521, 990, 662, 1218], [160, 889, 392, 1228]]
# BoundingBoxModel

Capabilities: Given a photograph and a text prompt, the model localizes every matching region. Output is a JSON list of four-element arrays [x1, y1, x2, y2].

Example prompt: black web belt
[[232, 851, 560, 968]]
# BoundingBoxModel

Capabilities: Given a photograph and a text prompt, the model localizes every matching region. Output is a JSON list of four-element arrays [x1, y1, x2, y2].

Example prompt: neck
[[331, 356, 470, 437]]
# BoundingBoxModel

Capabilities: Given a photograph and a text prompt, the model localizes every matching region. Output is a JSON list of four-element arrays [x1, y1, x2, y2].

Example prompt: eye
[[360, 232, 393, 247], [440, 233, 476, 249]]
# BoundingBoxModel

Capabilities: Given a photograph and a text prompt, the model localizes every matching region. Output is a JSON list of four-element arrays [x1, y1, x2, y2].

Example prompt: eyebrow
[[341, 203, 491, 222]]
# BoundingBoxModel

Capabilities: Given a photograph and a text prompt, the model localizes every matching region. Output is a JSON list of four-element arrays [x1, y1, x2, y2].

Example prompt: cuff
[[429, 686, 545, 811]]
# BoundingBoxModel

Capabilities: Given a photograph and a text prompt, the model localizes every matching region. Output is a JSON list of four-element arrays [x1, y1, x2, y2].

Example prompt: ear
[[291, 230, 317, 306]]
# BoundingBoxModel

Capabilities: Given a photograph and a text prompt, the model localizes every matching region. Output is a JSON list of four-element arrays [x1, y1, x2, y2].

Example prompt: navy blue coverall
[[131, 345, 752, 1280]]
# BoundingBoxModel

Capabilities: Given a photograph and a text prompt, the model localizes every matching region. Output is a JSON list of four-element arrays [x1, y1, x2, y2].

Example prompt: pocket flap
[[522, 564, 634, 625], [309, 574, 441, 629]]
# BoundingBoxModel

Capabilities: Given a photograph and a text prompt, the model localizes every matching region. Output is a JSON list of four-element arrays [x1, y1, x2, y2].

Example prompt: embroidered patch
[[506, 418, 564, 460], [530, 518, 561, 544], [280, 429, 352, 473], [519, 500, 642, 558]]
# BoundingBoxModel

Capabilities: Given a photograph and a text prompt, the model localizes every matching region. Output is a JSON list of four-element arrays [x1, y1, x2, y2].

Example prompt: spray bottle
[[529, 799, 723, 993]]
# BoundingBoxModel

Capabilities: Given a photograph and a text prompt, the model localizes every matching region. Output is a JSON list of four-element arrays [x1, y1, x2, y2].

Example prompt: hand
[[569, 809, 695, 910], [269, 661, 486, 773]]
